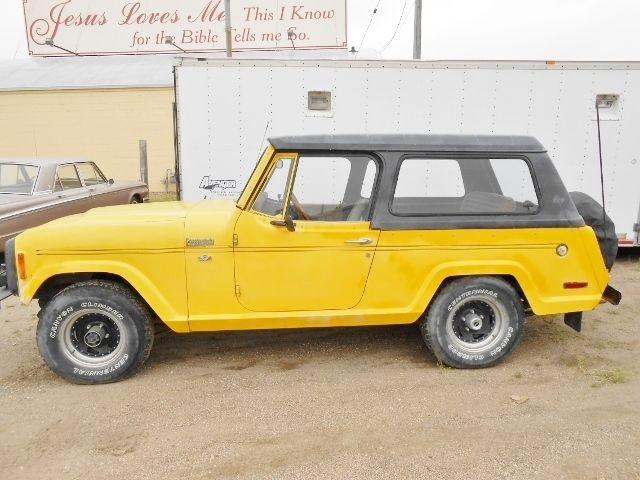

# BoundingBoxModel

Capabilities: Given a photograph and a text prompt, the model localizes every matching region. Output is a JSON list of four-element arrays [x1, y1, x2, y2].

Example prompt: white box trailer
[[175, 59, 640, 247]]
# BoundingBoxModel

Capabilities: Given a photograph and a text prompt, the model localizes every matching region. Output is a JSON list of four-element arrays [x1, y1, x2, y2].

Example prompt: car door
[[75, 162, 116, 208], [233, 152, 380, 312], [53, 163, 94, 215]]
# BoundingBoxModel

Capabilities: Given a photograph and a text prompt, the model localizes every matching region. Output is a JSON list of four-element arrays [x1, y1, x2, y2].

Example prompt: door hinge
[[233, 234, 239, 247], [633, 223, 639, 233], [235, 285, 241, 296]]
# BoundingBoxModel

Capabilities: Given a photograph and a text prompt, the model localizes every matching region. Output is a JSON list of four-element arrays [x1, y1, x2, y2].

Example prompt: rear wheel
[[421, 276, 524, 368], [36, 280, 154, 384]]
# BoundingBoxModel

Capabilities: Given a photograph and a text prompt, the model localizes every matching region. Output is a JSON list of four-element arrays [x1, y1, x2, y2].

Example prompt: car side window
[[252, 158, 294, 216], [56, 164, 83, 190], [53, 176, 63, 192], [489, 159, 538, 207], [289, 155, 377, 221], [0, 163, 38, 194], [391, 157, 539, 216], [76, 163, 106, 186]]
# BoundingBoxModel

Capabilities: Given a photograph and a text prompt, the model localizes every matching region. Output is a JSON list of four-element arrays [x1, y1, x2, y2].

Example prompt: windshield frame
[[0, 162, 41, 195]]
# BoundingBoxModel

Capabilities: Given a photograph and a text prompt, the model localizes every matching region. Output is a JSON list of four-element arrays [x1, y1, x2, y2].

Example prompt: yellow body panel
[[14, 146, 611, 334], [233, 211, 380, 312]]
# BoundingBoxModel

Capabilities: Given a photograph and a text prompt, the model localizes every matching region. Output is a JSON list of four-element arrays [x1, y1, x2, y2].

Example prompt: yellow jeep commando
[[1, 135, 621, 383]]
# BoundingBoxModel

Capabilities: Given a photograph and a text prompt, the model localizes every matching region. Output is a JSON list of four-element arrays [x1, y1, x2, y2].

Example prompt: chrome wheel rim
[[61, 309, 127, 368], [446, 294, 508, 354]]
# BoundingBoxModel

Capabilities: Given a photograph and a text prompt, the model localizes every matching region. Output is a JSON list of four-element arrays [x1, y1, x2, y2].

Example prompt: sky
[[1, 0, 639, 60]]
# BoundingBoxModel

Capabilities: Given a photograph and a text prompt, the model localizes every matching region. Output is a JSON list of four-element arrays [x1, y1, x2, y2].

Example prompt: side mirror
[[270, 213, 296, 232], [108, 178, 114, 185], [284, 214, 296, 231]]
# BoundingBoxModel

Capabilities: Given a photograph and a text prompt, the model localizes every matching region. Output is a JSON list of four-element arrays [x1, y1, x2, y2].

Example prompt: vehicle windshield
[[0, 163, 39, 194]]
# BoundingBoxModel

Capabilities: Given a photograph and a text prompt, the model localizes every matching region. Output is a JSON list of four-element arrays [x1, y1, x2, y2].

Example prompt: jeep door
[[233, 153, 380, 312]]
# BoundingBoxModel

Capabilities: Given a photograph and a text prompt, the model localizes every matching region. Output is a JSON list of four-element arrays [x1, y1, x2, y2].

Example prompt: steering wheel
[[289, 193, 310, 220]]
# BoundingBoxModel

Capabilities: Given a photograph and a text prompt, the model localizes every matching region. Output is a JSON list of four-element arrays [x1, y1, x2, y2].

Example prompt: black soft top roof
[[269, 134, 546, 153]]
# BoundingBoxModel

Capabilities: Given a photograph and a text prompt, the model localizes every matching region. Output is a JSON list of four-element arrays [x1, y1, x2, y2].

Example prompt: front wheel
[[36, 280, 154, 384], [421, 276, 524, 368]]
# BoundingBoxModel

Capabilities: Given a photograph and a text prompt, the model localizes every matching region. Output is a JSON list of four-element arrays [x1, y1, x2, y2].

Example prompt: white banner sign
[[23, 0, 347, 56]]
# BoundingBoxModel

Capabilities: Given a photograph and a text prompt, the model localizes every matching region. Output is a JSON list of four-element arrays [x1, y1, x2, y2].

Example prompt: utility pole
[[413, 0, 422, 59], [224, 0, 232, 57]]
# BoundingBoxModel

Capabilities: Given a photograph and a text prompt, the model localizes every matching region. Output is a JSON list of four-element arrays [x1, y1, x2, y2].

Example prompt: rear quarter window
[[391, 157, 539, 216]]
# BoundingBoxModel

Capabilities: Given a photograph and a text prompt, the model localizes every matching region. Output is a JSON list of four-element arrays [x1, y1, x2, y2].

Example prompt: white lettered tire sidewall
[[421, 277, 524, 368], [37, 281, 154, 384]]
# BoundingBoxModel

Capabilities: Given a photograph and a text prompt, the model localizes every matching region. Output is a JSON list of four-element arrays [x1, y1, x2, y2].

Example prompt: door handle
[[344, 237, 373, 245]]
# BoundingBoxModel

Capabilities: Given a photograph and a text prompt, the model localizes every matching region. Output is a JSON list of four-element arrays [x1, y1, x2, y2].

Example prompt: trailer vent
[[308, 91, 332, 112], [595, 94, 620, 121]]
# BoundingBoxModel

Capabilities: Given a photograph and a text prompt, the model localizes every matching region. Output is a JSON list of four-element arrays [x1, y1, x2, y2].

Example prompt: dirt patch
[[1, 256, 639, 480]]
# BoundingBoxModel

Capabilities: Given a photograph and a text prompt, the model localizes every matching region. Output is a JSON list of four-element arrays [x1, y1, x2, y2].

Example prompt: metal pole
[[224, 0, 232, 57], [413, 0, 422, 60], [139, 140, 148, 185]]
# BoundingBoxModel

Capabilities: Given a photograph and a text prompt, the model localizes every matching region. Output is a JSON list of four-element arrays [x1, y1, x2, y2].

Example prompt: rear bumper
[[602, 285, 622, 305]]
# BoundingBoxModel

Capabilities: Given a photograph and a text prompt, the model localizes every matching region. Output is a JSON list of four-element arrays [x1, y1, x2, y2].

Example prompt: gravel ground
[[1, 255, 639, 480]]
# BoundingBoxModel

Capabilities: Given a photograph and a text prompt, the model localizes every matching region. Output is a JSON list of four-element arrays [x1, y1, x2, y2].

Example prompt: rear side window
[[395, 159, 465, 198], [391, 157, 539, 216], [490, 159, 538, 206]]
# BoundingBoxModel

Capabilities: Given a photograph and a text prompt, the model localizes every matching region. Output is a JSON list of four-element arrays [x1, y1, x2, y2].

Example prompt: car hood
[[109, 179, 148, 190], [17, 199, 239, 252], [69, 201, 194, 222]]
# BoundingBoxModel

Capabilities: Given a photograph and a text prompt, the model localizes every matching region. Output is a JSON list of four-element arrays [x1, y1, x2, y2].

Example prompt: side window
[[395, 159, 464, 198], [360, 160, 377, 199], [56, 164, 83, 190], [252, 158, 294, 216], [54, 176, 63, 192], [391, 157, 539, 215], [490, 159, 538, 208], [289, 155, 377, 221], [76, 163, 106, 186]]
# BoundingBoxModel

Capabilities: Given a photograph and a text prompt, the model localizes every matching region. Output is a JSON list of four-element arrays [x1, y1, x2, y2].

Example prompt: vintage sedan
[[0, 158, 148, 259]]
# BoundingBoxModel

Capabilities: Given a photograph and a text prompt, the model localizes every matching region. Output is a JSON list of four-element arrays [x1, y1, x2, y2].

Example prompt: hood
[[61, 200, 194, 223], [110, 179, 148, 190], [18, 199, 239, 252]]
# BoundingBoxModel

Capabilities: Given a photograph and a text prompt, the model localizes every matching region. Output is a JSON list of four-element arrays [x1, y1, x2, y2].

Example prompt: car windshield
[[0, 163, 39, 194]]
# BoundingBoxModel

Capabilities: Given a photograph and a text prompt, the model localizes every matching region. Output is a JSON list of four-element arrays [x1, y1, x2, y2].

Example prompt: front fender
[[21, 256, 189, 332]]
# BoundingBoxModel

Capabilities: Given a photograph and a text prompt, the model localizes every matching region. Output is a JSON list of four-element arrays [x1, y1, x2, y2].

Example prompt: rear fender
[[415, 260, 601, 316]]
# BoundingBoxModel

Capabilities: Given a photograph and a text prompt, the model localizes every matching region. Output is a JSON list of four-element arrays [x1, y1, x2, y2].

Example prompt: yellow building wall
[[0, 87, 175, 193]]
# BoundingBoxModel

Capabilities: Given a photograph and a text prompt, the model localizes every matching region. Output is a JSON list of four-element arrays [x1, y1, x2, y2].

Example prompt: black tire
[[36, 280, 154, 384], [130, 196, 141, 204], [421, 276, 524, 368]]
